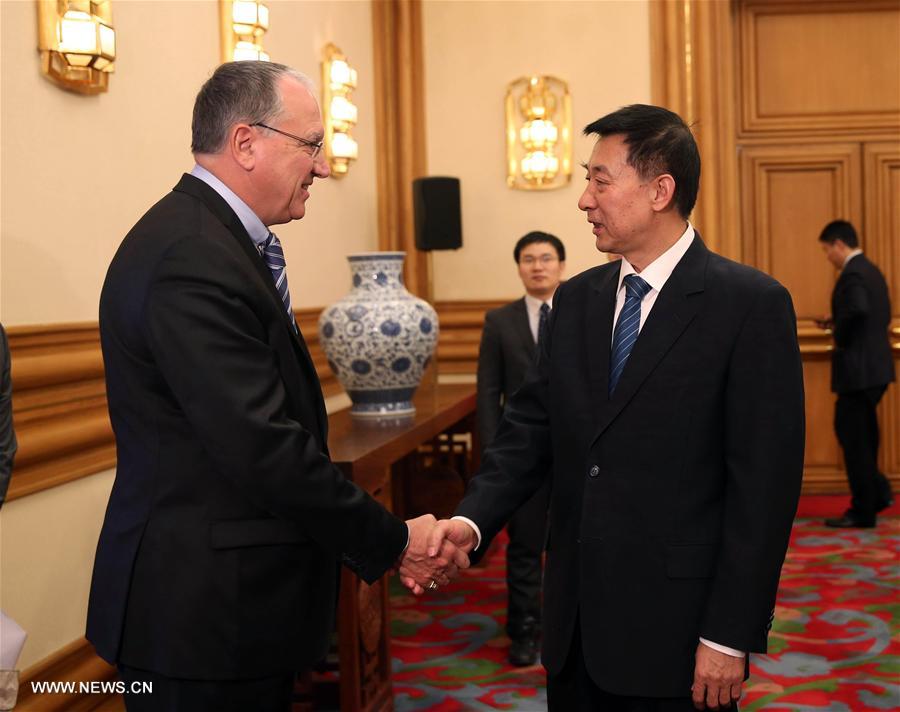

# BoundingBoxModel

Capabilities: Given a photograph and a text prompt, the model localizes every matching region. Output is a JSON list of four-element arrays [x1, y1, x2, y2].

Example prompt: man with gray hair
[[86, 62, 464, 711]]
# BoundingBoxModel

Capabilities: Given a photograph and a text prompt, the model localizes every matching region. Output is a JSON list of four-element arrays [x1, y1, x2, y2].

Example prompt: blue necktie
[[609, 274, 652, 395], [261, 232, 297, 331]]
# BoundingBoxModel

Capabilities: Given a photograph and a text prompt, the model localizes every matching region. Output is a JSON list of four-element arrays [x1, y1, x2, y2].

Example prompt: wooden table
[[306, 383, 478, 712]]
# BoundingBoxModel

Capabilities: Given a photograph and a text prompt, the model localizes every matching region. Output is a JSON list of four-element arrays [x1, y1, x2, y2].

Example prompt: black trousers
[[506, 479, 550, 634], [547, 621, 737, 712], [118, 665, 294, 712], [835, 385, 890, 521]]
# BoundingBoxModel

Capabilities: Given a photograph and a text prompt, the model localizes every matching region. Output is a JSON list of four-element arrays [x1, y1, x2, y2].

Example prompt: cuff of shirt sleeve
[[699, 637, 745, 658], [451, 516, 482, 551]]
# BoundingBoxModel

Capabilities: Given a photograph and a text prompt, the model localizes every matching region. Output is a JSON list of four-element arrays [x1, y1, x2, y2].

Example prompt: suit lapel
[[513, 298, 536, 354], [591, 238, 708, 446], [172, 174, 329, 443], [586, 262, 621, 407]]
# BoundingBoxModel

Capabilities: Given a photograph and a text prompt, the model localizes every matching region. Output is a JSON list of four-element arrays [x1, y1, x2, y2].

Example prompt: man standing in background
[[476, 231, 565, 666], [818, 220, 895, 528]]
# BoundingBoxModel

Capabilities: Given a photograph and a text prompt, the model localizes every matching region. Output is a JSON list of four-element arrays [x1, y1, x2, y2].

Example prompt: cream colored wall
[[422, 0, 651, 301], [0, 0, 376, 671], [0, 0, 377, 326], [0, 470, 115, 670]]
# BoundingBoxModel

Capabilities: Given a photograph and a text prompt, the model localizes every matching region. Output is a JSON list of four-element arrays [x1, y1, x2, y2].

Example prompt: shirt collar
[[524, 292, 553, 315], [616, 223, 695, 295], [190, 164, 270, 247], [843, 248, 863, 268]]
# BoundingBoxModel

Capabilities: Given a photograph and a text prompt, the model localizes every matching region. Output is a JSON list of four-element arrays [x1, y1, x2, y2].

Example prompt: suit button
[[589, 465, 600, 478]]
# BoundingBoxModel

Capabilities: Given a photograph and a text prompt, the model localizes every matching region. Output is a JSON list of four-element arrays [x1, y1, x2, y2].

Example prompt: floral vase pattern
[[318, 252, 438, 416]]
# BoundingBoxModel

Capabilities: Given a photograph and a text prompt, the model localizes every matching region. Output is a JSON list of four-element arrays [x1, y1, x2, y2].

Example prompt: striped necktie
[[609, 274, 652, 395], [537, 302, 550, 347], [261, 232, 297, 331]]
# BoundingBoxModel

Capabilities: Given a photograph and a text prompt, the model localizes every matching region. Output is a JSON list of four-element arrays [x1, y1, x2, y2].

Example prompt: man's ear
[[650, 173, 677, 213], [230, 125, 256, 170]]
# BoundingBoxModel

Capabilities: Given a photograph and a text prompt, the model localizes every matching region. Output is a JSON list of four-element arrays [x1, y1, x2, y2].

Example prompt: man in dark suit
[[477, 231, 566, 666], [87, 62, 463, 712], [429, 105, 805, 711], [818, 220, 895, 528]]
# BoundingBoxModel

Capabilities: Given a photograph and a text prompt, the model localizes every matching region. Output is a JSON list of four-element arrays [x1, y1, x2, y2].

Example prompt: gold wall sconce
[[37, 0, 116, 94], [505, 75, 572, 191], [321, 43, 358, 177], [219, 0, 270, 62]]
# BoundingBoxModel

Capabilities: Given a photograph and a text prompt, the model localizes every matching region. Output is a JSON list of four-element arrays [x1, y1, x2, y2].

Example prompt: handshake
[[397, 515, 479, 595]]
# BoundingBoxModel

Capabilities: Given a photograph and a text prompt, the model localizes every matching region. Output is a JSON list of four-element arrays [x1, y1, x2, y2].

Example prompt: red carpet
[[795, 494, 900, 518], [389, 499, 900, 711]]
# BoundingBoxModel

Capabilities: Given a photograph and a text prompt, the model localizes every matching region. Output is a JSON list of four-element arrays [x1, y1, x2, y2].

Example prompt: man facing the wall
[[87, 62, 463, 712], [818, 220, 895, 528], [477, 231, 565, 666], [430, 104, 805, 711]]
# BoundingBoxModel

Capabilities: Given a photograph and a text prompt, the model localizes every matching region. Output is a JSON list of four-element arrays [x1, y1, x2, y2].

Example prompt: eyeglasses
[[251, 122, 324, 159], [520, 255, 559, 266]]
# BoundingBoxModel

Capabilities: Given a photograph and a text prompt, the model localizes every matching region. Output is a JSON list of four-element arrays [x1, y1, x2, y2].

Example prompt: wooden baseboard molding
[[15, 637, 117, 712]]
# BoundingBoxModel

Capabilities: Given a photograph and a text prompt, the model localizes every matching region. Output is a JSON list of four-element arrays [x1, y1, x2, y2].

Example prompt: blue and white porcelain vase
[[318, 252, 439, 417]]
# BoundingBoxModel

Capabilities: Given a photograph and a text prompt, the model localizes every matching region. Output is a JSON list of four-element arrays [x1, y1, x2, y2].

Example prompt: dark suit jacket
[[0, 324, 15, 505], [87, 174, 407, 680], [455, 236, 805, 697], [830, 253, 894, 394], [476, 298, 536, 448]]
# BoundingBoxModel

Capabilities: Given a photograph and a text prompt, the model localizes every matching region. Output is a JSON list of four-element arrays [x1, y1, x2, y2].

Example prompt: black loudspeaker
[[412, 177, 462, 251]]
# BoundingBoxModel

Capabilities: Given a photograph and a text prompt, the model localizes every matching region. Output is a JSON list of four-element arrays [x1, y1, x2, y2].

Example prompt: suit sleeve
[[832, 272, 869, 349], [0, 325, 16, 506], [457, 294, 557, 559], [476, 311, 504, 451], [143, 237, 407, 583], [700, 282, 805, 652]]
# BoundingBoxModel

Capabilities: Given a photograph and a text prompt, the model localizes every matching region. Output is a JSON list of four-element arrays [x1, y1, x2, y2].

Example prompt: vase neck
[[348, 255, 406, 293]]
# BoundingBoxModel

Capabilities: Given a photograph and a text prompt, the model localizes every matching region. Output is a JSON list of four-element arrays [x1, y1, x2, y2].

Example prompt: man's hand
[[398, 514, 470, 595], [427, 518, 478, 557], [692, 642, 744, 710]]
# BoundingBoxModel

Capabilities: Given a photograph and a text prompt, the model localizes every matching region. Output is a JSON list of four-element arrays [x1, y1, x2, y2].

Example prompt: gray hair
[[191, 61, 315, 154]]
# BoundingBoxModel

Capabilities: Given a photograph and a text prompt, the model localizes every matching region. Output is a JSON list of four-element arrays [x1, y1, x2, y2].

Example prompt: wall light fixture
[[37, 0, 116, 94], [505, 75, 572, 191], [220, 0, 270, 62], [321, 43, 359, 177]]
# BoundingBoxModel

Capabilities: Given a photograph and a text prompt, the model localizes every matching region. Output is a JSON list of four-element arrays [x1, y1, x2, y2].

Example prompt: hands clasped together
[[397, 516, 478, 595]]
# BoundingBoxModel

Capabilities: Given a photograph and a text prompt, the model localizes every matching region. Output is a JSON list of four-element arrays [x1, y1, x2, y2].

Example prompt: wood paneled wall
[[736, 0, 900, 490], [5, 302, 492, 501], [653, 0, 900, 492], [6, 310, 341, 502]]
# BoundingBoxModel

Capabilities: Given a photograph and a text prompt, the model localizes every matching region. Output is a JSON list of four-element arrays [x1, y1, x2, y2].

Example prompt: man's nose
[[578, 187, 593, 211], [314, 154, 331, 178]]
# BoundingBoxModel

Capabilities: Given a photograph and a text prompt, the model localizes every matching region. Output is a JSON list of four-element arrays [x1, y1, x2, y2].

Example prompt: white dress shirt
[[611, 223, 694, 344], [842, 248, 863, 269], [190, 164, 270, 250], [524, 293, 554, 344]]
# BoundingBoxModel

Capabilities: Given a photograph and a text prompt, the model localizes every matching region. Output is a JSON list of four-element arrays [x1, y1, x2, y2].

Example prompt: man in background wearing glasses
[[476, 231, 566, 667], [87, 61, 464, 711]]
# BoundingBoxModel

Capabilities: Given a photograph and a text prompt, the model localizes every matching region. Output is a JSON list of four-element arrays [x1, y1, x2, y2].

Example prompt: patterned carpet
[[389, 515, 900, 711]]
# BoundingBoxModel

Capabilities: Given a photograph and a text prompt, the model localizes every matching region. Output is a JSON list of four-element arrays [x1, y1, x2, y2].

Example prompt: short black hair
[[514, 231, 566, 263], [583, 104, 700, 219], [818, 220, 859, 248]]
